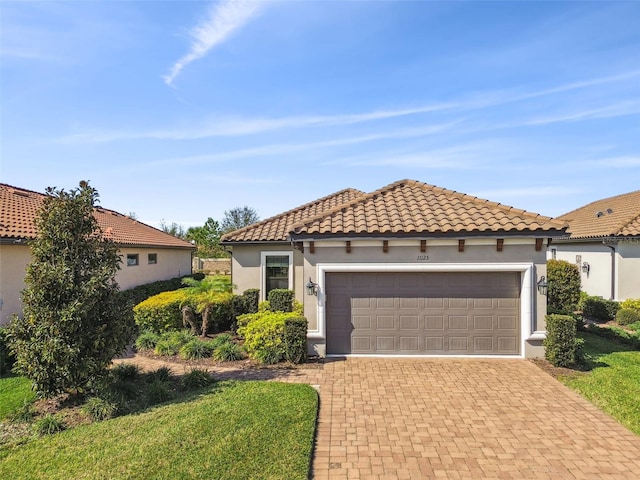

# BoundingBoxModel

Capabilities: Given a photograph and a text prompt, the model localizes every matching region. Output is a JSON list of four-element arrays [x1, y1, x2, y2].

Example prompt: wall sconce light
[[306, 277, 318, 296], [537, 276, 548, 296], [582, 262, 590, 274]]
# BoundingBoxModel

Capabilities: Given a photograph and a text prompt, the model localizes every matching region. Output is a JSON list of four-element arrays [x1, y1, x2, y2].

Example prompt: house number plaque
[[416, 255, 430, 261]]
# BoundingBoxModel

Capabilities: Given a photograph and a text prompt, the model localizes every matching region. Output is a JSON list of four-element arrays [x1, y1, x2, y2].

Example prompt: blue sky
[[1, 1, 639, 229]]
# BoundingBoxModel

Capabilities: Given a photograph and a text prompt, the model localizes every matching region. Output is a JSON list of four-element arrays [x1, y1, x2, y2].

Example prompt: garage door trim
[[309, 262, 537, 359]]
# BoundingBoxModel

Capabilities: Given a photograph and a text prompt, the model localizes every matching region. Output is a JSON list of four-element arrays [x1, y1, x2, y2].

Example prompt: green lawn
[[0, 381, 318, 480], [560, 332, 640, 435], [0, 375, 35, 420]]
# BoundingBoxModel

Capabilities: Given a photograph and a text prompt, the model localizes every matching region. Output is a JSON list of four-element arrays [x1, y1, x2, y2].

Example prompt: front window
[[261, 252, 293, 298], [126, 254, 139, 266]]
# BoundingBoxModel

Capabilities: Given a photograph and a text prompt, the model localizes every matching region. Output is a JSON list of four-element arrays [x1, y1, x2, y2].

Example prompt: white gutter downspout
[[603, 240, 617, 300]]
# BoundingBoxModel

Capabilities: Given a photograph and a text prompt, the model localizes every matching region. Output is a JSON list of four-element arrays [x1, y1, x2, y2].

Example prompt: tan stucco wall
[[0, 244, 192, 325], [617, 241, 640, 300], [117, 247, 192, 290], [549, 240, 640, 300], [0, 244, 31, 325], [229, 244, 304, 303]]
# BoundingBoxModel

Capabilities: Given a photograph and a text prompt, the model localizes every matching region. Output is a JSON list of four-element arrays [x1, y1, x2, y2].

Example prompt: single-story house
[[0, 183, 195, 325], [550, 189, 640, 301], [222, 179, 567, 358]]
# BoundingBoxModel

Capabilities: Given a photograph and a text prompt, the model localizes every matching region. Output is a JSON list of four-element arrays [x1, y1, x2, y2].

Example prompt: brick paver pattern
[[114, 355, 640, 479]]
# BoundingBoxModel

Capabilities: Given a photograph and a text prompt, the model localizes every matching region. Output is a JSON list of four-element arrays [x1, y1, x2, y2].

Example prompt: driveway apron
[[115, 355, 640, 479]]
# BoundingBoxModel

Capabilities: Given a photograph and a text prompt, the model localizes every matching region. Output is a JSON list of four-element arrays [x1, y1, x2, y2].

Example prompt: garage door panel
[[326, 272, 520, 355], [399, 315, 419, 330]]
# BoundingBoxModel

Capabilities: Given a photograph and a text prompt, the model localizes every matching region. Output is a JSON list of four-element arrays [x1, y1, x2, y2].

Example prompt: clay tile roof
[[291, 179, 566, 237], [555, 189, 640, 239], [221, 188, 366, 243], [0, 183, 194, 249]]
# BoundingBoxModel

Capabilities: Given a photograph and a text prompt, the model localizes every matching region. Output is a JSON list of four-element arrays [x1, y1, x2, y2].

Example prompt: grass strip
[[0, 381, 318, 480]]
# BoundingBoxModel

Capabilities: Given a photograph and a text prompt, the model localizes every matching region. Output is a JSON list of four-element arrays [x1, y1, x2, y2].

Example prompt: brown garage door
[[325, 272, 520, 355]]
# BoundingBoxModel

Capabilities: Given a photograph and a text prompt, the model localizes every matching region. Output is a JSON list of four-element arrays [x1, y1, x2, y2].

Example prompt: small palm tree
[[182, 276, 233, 336]]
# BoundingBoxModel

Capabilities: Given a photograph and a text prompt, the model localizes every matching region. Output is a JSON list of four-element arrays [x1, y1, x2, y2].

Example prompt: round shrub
[[212, 342, 244, 362], [83, 397, 118, 421], [182, 369, 213, 390], [616, 308, 640, 326], [179, 339, 214, 360], [34, 414, 66, 436], [111, 363, 140, 381], [135, 330, 160, 350], [547, 260, 581, 313]]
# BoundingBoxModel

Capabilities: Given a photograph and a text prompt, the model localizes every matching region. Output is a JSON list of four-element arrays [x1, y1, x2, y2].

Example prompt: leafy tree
[[186, 217, 226, 258], [547, 259, 581, 313], [7, 181, 132, 398], [221, 206, 259, 234], [160, 219, 186, 239]]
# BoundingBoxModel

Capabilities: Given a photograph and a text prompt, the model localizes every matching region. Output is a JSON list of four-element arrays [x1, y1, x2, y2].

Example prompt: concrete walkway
[[114, 355, 640, 479]]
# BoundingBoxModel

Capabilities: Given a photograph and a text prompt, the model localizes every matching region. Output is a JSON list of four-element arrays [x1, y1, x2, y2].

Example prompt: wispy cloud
[[163, 0, 262, 86], [57, 69, 640, 143], [575, 156, 640, 168]]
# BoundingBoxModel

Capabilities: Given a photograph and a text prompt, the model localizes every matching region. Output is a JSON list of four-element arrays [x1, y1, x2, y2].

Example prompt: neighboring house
[[0, 183, 195, 325], [550, 190, 640, 301], [222, 179, 566, 358]]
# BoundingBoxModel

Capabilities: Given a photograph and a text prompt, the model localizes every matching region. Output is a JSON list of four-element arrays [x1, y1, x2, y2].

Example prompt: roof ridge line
[[220, 187, 365, 241]]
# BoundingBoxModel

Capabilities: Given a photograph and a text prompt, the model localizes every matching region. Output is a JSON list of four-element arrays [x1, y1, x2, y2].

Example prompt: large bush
[[7, 182, 131, 397], [616, 308, 640, 326], [544, 314, 580, 367], [237, 311, 306, 364], [133, 290, 192, 333], [547, 260, 581, 313], [578, 295, 620, 321]]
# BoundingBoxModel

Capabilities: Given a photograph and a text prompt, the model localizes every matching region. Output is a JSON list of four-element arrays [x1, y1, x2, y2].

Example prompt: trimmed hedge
[[579, 294, 620, 321], [616, 308, 640, 326], [231, 288, 260, 331], [268, 289, 294, 313], [237, 311, 307, 364], [547, 260, 581, 313], [284, 317, 308, 364], [544, 314, 579, 367], [133, 290, 192, 333]]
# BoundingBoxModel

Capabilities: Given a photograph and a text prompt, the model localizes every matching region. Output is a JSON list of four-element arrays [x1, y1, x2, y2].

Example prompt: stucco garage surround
[[307, 260, 539, 359]]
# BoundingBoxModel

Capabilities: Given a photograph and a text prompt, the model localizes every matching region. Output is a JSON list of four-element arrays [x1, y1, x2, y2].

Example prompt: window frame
[[260, 251, 293, 300], [126, 254, 139, 267], [148, 253, 158, 265]]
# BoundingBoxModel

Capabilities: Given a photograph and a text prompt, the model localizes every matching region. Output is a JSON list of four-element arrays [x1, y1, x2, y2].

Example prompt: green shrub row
[[543, 314, 581, 367], [237, 310, 307, 364], [133, 287, 260, 335], [585, 323, 640, 349], [578, 294, 620, 321]]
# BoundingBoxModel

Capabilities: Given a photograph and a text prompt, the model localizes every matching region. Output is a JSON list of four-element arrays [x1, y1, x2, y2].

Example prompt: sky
[[1, 1, 639, 230]]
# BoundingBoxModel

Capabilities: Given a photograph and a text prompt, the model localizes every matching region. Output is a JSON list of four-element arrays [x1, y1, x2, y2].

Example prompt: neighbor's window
[[551, 248, 557, 260], [148, 253, 157, 265], [126, 254, 139, 266], [262, 252, 292, 298]]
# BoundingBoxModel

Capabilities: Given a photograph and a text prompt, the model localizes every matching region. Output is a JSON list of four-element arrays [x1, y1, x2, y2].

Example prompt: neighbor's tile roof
[[221, 188, 365, 242], [222, 179, 565, 243], [0, 183, 194, 249], [555, 190, 640, 239], [291, 179, 566, 236]]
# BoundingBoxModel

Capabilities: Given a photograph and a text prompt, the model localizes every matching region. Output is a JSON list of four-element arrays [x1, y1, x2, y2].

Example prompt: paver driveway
[[116, 355, 640, 479]]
